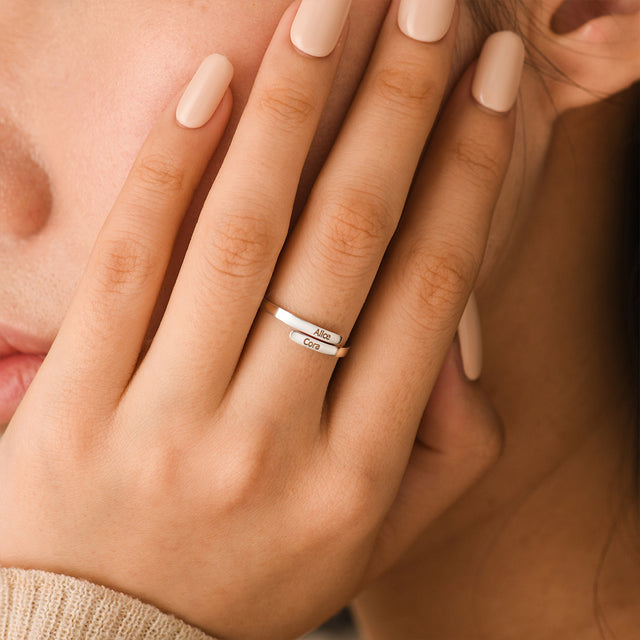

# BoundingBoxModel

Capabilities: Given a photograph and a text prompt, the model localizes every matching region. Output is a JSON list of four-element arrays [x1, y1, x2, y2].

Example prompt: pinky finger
[[363, 340, 504, 582]]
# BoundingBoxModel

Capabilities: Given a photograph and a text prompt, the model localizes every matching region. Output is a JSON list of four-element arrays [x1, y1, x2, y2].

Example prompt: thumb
[[366, 336, 504, 581]]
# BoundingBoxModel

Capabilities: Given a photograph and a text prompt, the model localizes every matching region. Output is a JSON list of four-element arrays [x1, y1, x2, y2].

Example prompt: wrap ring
[[260, 299, 350, 358]]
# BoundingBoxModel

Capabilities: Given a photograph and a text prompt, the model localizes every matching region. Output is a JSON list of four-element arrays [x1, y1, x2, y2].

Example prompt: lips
[[0, 323, 51, 427]]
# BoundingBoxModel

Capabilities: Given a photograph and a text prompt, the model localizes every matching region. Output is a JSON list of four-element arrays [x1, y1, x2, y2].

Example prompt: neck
[[353, 89, 640, 639]]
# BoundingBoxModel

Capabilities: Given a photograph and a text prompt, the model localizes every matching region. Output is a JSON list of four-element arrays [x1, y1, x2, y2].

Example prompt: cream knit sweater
[[0, 568, 217, 639]]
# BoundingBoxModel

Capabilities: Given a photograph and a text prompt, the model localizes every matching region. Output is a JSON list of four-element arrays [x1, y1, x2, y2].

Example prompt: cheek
[[4, 0, 390, 336], [14, 6, 268, 329]]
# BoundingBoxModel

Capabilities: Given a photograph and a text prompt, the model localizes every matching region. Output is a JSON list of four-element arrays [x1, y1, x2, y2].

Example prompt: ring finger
[[331, 32, 524, 485]]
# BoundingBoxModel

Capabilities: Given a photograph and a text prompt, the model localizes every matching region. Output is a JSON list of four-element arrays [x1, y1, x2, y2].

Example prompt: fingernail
[[457, 291, 483, 381], [397, 0, 456, 43], [472, 31, 525, 114], [290, 0, 352, 58], [176, 54, 234, 129]]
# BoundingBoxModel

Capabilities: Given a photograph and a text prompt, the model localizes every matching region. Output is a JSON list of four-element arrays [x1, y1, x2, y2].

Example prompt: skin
[[0, 2, 515, 638], [0, 0, 638, 639], [0, 0, 390, 352], [354, 94, 640, 639]]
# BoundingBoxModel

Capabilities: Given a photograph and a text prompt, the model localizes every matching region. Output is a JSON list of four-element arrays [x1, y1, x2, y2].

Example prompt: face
[[0, 0, 529, 428]]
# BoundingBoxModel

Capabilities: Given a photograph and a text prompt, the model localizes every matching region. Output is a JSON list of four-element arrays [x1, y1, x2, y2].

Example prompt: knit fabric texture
[[0, 567, 217, 640]]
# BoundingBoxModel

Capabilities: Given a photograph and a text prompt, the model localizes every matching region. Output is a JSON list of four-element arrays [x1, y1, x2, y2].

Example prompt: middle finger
[[236, 0, 459, 412]]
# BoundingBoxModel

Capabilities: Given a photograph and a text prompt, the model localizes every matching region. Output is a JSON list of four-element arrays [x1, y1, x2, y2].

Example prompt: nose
[[0, 119, 52, 238]]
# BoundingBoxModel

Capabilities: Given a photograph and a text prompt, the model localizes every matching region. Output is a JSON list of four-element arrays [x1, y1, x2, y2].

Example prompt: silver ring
[[260, 299, 344, 346], [260, 299, 350, 358], [289, 331, 350, 358]]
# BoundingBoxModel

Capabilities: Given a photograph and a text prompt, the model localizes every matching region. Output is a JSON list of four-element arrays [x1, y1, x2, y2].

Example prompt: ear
[[524, 0, 640, 112]]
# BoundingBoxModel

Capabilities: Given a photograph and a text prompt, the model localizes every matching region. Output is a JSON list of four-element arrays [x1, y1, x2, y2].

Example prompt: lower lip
[[0, 353, 46, 426]]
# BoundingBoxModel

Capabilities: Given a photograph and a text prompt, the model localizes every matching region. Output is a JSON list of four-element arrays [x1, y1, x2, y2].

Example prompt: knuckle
[[37, 407, 102, 467], [452, 138, 503, 190], [134, 446, 182, 499], [318, 475, 374, 538], [324, 445, 386, 535], [224, 460, 271, 511], [310, 185, 394, 281], [339, 468, 386, 534], [397, 240, 478, 328], [208, 432, 282, 512], [92, 234, 158, 297], [127, 430, 202, 503], [257, 81, 317, 131], [332, 495, 377, 539], [371, 61, 437, 118], [199, 211, 280, 285], [131, 152, 186, 199]]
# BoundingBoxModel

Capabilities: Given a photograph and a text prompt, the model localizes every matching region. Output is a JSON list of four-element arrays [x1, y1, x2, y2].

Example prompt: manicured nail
[[457, 291, 483, 381], [397, 0, 456, 43], [290, 0, 352, 58], [472, 31, 525, 113], [176, 54, 234, 129]]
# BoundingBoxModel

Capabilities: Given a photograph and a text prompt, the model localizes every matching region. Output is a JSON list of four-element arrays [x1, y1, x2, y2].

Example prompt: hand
[[0, 1, 518, 638]]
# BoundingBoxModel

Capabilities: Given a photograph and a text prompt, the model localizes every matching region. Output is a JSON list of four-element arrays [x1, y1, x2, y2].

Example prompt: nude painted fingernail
[[176, 54, 234, 129], [457, 291, 483, 381], [397, 0, 456, 43], [290, 0, 352, 58], [472, 31, 525, 113]]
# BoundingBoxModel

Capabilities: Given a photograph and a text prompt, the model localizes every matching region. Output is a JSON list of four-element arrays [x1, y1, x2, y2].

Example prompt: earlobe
[[527, 0, 640, 112], [550, 0, 640, 35]]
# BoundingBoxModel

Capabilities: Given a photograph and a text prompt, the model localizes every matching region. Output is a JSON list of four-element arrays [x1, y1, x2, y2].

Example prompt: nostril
[[0, 120, 52, 238]]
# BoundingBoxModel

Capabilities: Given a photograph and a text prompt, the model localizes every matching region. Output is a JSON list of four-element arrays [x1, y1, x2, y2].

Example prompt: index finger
[[32, 57, 233, 409]]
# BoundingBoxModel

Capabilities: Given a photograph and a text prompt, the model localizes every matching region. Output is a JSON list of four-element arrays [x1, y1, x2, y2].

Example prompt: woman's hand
[[0, 1, 522, 638]]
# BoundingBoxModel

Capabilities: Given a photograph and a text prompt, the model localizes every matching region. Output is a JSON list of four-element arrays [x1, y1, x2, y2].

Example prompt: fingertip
[[175, 54, 234, 129], [457, 292, 483, 382], [290, 0, 352, 58], [471, 31, 525, 115]]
